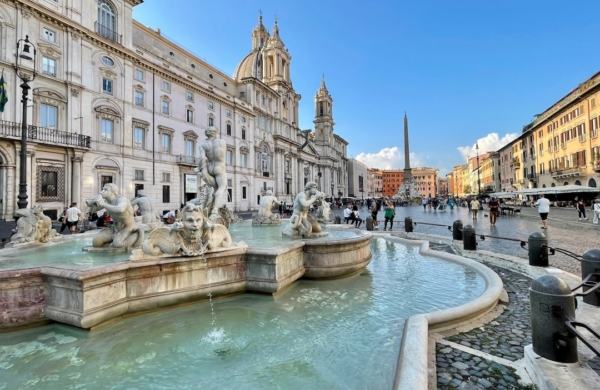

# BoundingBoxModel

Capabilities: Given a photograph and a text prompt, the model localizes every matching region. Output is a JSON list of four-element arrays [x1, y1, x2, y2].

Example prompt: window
[[101, 175, 113, 187], [134, 68, 144, 81], [208, 115, 214, 127], [226, 122, 232, 136], [39, 103, 58, 129], [161, 100, 170, 115], [42, 57, 56, 76], [100, 118, 114, 143], [242, 186, 247, 199], [134, 90, 144, 107], [134, 183, 144, 197], [42, 28, 56, 43], [102, 78, 113, 95], [97, 0, 117, 41], [185, 91, 194, 102], [41, 170, 58, 197], [134, 126, 145, 149], [162, 185, 170, 203], [162, 172, 171, 183], [240, 153, 248, 168], [161, 132, 172, 153], [134, 169, 144, 181], [101, 56, 114, 66], [225, 110, 232, 118], [226, 149, 233, 166], [208, 101, 215, 111], [241, 127, 246, 140], [186, 109, 194, 123], [161, 80, 171, 92], [185, 139, 195, 157]]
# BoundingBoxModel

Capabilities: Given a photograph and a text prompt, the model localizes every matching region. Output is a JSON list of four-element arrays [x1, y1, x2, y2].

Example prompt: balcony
[[594, 160, 600, 172], [551, 167, 586, 180], [0, 120, 90, 148], [526, 173, 537, 180], [176, 155, 201, 166], [95, 22, 122, 44]]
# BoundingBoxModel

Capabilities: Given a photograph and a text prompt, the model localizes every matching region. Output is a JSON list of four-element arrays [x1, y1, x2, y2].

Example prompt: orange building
[[382, 170, 404, 197]]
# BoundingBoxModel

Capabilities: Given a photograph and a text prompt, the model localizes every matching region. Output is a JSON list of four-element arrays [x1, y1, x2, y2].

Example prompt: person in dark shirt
[[488, 197, 500, 225]]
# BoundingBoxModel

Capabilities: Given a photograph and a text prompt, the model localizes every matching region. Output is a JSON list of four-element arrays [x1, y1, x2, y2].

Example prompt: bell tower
[[252, 13, 269, 50], [314, 76, 334, 144]]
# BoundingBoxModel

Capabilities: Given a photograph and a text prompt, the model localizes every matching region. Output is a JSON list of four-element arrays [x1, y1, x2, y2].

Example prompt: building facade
[[366, 168, 383, 198], [347, 158, 367, 198], [0, 1, 348, 220]]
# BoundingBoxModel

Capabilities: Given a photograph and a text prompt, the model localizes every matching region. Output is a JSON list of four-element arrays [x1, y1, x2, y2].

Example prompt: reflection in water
[[0, 238, 486, 389]]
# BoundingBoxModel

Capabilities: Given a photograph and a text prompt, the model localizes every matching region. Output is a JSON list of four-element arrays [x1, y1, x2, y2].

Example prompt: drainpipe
[[152, 70, 155, 186]]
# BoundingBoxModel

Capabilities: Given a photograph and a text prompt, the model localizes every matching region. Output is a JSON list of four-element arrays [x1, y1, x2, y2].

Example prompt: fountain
[[0, 127, 503, 388], [252, 190, 281, 225]]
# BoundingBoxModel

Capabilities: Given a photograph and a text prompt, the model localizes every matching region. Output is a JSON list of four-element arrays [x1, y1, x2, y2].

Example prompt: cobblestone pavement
[[447, 264, 532, 361], [435, 262, 534, 389], [436, 344, 532, 390], [335, 205, 599, 274]]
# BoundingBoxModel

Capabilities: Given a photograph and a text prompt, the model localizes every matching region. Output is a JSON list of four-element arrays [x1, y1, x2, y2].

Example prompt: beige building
[[0, 1, 349, 220], [347, 158, 368, 198]]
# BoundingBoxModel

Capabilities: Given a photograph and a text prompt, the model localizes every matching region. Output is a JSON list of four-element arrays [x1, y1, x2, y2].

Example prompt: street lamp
[[15, 35, 37, 209], [475, 142, 481, 197], [331, 182, 334, 198]]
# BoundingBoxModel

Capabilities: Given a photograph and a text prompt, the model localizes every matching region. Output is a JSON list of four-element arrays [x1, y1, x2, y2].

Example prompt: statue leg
[[92, 228, 113, 248], [210, 174, 227, 221]]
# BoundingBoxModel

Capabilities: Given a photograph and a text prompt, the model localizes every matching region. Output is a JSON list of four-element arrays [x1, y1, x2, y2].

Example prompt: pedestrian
[[371, 204, 379, 229], [577, 199, 588, 221], [353, 207, 363, 228], [65, 203, 82, 233], [488, 197, 499, 226], [470, 198, 480, 219], [383, 202, 395, 231], [59, 206, 68, 233], [534, 194, 550, 229], [593, 198, 600, 225], [343, 204, 353, 224], [448, 197, 455, 211], [422, 198, 427, 211]]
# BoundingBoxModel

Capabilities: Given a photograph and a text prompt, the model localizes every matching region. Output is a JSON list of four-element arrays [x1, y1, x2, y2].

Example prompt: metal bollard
[[404, 217, 413, 233], [366, 216, 374, 231], [452, 220, 463, 241], [528, 232, 549, 267], [462, 224, 476, 250], [334, 216, 341, 224], [581, 249, 600, 306], [530, 275, 578, 363]]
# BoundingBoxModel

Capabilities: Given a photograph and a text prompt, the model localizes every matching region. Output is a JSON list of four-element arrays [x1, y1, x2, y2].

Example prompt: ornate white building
[[0, 1, 348, 220]]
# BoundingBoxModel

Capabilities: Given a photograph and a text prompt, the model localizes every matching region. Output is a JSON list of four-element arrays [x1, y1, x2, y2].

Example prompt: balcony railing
[[95, 22, 122, 44], [551, 167, 586, 179], [176, 155, 201, 166], [0, 120, 91, 148]]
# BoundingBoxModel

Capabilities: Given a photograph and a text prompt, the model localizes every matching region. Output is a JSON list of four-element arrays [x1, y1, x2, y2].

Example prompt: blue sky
[[133, 0, 600, 173]]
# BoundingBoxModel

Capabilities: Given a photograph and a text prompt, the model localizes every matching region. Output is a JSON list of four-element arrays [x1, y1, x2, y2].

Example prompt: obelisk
[[403, 112, 412, 196]]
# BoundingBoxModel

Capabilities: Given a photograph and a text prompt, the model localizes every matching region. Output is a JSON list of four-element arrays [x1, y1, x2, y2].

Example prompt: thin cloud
[[355, 146, 423, 169], [457, 132, 518, 161]]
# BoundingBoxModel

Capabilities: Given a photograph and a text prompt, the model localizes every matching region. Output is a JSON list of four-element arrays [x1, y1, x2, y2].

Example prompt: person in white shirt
[[593, 198, 600, 225], [534, 194, 550, 229], [343, 205, 353, 224], [65, 203, 82, 233]]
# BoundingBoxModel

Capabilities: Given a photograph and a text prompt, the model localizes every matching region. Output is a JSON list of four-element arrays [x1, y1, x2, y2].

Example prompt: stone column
[[71, 155, 82, 206]]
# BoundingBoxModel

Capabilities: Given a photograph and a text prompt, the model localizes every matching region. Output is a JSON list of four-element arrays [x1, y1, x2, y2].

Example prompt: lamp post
[[476, 142, 481, 197], [331, 182, 334, 198], [15, 35, 37, 209]]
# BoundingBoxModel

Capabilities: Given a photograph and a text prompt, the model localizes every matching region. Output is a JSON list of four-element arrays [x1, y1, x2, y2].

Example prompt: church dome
[[234, 49, 262, 81]]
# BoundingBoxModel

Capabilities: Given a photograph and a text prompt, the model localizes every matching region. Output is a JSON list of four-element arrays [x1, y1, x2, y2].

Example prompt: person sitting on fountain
[[89, 183, 143, 249]]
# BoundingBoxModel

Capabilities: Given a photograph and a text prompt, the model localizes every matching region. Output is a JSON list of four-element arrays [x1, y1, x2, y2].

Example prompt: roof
[[234, 50, 261, 81]]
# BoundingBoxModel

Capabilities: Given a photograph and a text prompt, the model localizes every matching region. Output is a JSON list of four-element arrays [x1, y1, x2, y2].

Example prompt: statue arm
[[101, 198, 129, 214]]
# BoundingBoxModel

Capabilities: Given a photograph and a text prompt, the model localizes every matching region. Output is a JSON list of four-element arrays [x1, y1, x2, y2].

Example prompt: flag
[[0, 70, 7, 113]]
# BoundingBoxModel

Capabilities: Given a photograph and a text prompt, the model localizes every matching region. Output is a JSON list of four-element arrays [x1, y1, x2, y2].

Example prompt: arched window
[[208, 114, 214, 127], [241, 127, 246, 140], [97, 1, 117, 41], [575, 180, 582, 186], [226, 122, 232, 136], [589, 178, 597, 188]]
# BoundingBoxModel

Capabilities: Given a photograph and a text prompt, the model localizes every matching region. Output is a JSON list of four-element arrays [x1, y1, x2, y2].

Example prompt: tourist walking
[[593, 198, 600, 225], [577, 199, 588, 221], [383, 203, 395, 231], [422, 197, 427, 211], [488, 197, 499, 225], [65, 203, 82, 233], [471, 198, 480, 220], [535, 194, 550, 229]]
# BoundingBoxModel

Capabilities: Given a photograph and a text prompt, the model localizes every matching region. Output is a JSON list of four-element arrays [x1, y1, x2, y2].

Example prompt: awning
[[488, 192, 517, 199], [517, 185, 600, 196]]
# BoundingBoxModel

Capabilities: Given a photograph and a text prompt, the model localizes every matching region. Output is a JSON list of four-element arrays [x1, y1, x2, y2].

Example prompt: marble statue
[[131, 190, 160, 225], [8, 205, 58, 246], [197, 126, 227, 224], [282, 182, 328, 238], [252, 190, 281, 225], [317, 199, 332, 224], [86, 183, 144, 250], [141, 203, 232, 257]]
